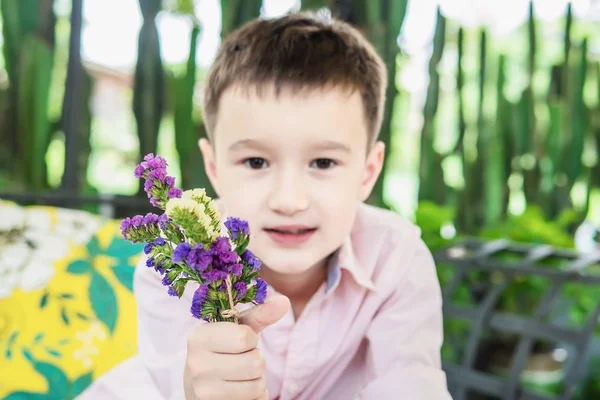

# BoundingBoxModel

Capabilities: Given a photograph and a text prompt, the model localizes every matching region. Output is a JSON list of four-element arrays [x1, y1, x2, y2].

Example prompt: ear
[[359, 141, 385, 202], [198, 138, 220, 196]]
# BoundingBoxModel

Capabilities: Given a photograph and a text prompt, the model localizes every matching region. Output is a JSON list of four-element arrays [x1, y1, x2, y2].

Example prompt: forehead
[[213, 84, 368, 151]]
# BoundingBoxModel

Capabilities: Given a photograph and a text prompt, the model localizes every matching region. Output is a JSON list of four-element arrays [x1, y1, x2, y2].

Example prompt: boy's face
[[199, 85, 384, 276]]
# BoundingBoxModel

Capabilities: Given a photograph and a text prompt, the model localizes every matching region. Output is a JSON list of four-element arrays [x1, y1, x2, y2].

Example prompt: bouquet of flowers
[[120, 153, 266, 323]]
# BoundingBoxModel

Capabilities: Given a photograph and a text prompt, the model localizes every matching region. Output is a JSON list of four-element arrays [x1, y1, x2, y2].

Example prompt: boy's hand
[[184, 295, 291, 400]]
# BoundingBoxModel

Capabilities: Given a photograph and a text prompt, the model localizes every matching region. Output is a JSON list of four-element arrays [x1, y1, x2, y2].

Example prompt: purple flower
[[191, 285, 209, 319], [187, 245, 212, 272], [173, 242, 191, 263], [168, 187, 183, 199], [168, 286, 179, 297], [228, 263, 243, 277], [143, 213, 159, 225], [255, 278, 267, 304], [134, 164, 147, 178], [150, 197, 160, 207], [211, 236, 231, 255], [143, 153, 155, 162], [161, 274, 172, 287], [147, 155, 167, 170], [241, 249, 261, 271], [143, 242, 154, 255], [148, 168, 167, 182], [158, 213, 169, 229], [154, 237, 165, 246], [131, 215, 144, 228], [200, 269, 228, 284], [166, 176, 175, 187], [144, 179, 154, 193], [234, 281, 247, 299], [225, 217, 250, 239], [120, 218, 131, 237], [145, 257, 155, 268]]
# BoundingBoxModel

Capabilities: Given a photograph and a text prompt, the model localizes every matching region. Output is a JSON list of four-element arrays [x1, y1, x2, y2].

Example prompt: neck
[[260, 259, 328, 306]]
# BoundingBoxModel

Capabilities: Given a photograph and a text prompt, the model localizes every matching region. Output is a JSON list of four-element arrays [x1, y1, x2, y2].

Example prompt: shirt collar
[[326, 235, 376, 293]]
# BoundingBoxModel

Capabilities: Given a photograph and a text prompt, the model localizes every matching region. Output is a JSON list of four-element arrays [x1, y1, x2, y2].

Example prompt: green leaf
[[7, 330, 19, 346], [106, 238, 144, 260], [5, 392, 50, 400], [86, 235, 102, 256], [75, 312, 89, 321], [45, 347, 61, 358], [34, 361, 70, 399], [71, 372, 93, 398], [59, 293, 74, 299], [33, 332, 44, 344], [22, 348, 33, 362], [61, 307, 70, 325], [112, 264, 134, 291], [6, 348, 12, 359], [67, 260, 91, 275], [39, 292, 49, 308], [89, 271, 117, 334]]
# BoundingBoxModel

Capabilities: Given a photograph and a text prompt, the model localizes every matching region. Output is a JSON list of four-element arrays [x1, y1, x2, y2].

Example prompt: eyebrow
[[228, 139, 266, 152], [228, 139, 352, 153]]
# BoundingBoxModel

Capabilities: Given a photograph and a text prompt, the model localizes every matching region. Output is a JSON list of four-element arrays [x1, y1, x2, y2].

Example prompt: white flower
[[0, 202, 26, 232], [54, 208, 102, 244], [18, 256, 55, 292], [73, 321, 106, 368], [166, 197, 205, 219], [182, 188, 208, 202], [0, 241, 30, 270], [24, 231, 70, 262]]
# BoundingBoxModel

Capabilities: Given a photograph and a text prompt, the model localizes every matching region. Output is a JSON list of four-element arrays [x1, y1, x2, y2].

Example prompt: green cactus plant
[[418, 7, 446, 206], [133, 0, 165, 182], [221, 0, 262, 37], [0, 0, 56, 191]]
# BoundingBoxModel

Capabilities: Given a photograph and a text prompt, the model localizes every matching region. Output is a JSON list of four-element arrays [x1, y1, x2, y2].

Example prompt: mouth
[[263, 225, 317, 246]]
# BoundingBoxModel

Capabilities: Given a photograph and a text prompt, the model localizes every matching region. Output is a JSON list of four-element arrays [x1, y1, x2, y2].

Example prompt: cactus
[[566, 38, 588, 188], [483, 35, 506, 225], [221, 0, 262, 37], [0, 0, 56, 191], [61, 0, 93, 197], [134, 0, 165, 165], [418, 7, 446, 205]]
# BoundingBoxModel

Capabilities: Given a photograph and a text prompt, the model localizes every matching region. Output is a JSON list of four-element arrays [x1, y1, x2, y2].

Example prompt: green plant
[[133, 0, 165, 189], [0, 0, 56, 191]]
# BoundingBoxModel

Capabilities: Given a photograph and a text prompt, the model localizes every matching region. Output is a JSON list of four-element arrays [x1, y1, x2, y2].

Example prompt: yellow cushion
[[0, 201, 144, 399]]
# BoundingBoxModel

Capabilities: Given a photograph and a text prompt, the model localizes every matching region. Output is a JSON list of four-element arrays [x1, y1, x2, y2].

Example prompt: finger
[[195, 377, 267, 400], [198, 349, 264, 381], [189, 322, 258, 354], [239, 294, 291, 333]]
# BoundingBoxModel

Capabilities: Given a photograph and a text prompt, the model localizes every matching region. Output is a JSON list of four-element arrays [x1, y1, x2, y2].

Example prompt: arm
[[359, 238, 452, 399], [77, 256, 199, 400]]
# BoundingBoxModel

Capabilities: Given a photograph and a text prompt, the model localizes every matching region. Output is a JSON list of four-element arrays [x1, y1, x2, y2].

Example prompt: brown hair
[[201, 11, 387, 144]]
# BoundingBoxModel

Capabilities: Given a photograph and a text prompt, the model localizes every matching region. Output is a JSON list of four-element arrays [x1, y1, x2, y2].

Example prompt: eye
[[243, 157, 269, 169], [311, 158, 337, 170]]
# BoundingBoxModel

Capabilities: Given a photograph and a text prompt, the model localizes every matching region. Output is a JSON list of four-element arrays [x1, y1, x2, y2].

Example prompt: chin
[[254, 245, 329, 275]]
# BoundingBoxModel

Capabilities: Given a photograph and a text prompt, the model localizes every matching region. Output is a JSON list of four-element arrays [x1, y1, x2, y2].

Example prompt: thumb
[[239, 294, 291, 333]]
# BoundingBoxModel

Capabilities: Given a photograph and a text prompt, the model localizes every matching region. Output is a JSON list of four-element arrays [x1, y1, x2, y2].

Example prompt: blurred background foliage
[[1, 0, 600, 239]]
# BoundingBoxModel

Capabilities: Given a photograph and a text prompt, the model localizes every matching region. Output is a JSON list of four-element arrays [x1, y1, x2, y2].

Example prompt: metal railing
[[436, 238, 600, 400]]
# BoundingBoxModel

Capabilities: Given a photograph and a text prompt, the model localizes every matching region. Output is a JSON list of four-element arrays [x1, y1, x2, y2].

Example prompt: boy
[[80, 11, 452, 400]]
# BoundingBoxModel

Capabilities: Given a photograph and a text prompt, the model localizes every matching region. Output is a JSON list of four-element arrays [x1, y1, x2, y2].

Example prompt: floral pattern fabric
[[0, 200, 143, 399]]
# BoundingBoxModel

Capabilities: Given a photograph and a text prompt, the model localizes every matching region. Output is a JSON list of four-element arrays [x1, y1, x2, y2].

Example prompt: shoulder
[[350, 203, 434, 290]]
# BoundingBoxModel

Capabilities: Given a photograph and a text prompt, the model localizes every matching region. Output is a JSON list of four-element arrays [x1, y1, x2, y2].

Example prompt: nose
[[267, 169, 309, 216]]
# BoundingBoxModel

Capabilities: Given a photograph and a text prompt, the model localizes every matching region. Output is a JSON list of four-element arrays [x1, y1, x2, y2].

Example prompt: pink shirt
[[78, 203, 452, 399]]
